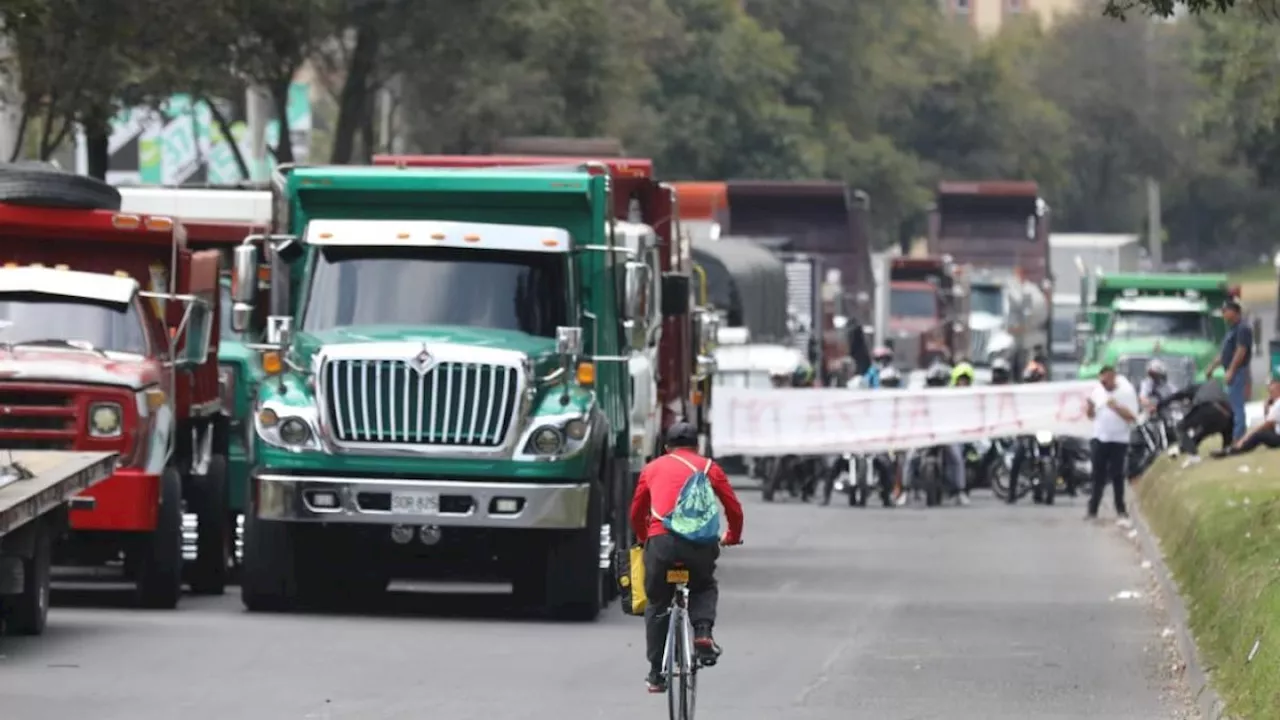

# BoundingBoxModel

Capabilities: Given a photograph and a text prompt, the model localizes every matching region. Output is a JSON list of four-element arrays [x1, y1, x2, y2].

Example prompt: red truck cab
[[0, 203, 228, 608]]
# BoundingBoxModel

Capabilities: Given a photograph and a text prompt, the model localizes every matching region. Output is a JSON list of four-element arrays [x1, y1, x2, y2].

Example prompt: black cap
[[1223, 299, 1242, 313], [664, 422, 699, 449]]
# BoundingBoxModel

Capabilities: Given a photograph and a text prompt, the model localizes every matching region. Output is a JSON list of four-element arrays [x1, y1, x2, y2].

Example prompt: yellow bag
[[617, 545, 647, 615]]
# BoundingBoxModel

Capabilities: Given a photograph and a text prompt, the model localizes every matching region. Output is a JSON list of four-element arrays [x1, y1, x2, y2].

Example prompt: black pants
[[643, 533, 720, 670], [1237, 427, 1280, 453], [1178, 401, 1233, 454], [1007, 438, 1030, 504], [1088, 440, 1128, 516]]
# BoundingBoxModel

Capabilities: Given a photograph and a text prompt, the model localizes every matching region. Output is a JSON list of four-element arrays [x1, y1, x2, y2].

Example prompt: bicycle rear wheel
[[666, 609, 682, 720]]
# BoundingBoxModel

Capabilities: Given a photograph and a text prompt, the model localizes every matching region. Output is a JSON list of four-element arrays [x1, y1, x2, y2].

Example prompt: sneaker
[[1084, 512, 1098, 522], [956, 493, 971, 506], [895, 493, 909, 507], [693, 623, 722, 666], [646, 669, 666, 693]]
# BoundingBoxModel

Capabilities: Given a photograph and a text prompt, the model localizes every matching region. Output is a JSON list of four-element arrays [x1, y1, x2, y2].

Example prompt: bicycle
[[660, 541, 739, 720]]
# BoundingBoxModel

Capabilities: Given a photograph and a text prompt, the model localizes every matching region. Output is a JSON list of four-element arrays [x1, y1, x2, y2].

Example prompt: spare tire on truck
[[0, 162, 121, 210]]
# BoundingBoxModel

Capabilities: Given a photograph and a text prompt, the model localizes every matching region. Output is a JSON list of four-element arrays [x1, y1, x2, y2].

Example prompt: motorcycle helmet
[[924, 361, 952, 387], [1147, 358, 1167, 380], [872, 345, 894, 366], [950, 361, 975, 387], [990, 357, 1012, 385], [792, 364, 815, 387], [879, 365, 902, 388]]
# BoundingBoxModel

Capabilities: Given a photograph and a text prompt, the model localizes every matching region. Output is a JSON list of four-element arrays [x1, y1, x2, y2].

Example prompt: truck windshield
[[1051, 314, 1077, 343], [890, 288, 936, 318], [302, 245, 568, 337], [1109, 310, 1208, 340], [0, 295, 149, 354], [970, 285, 1003, 316]]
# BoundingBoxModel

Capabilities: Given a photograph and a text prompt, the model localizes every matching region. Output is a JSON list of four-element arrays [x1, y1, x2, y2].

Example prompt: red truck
[[888, 256, 969, 369], [722, 180, 875, 381], [0, 169, 229, 608], [372, 153, 707, 458]]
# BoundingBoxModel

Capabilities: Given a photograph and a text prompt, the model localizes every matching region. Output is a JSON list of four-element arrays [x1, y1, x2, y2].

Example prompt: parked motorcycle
[[1057, 436, 1091, 495], [827, 452, 895, 507], [908, 445, 951, 507], [1026, 431, 1060, 505], [762, 455, 828, 502], [1128, 404, 1182, 479], [966, 438, 1013, 497]]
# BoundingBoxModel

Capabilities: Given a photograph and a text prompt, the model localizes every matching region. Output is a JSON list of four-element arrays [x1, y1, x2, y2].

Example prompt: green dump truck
[[1076, 272, 1232, 387], [229, 165, 643, 620]]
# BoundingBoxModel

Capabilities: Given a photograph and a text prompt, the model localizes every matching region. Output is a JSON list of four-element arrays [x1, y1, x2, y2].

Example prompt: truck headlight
[[278, 417, 312, 446], [88, 402, 123, 437], [530, 426, 565, 455]]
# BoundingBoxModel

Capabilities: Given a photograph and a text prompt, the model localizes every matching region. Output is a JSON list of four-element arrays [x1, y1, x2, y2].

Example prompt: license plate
[[390, 491, 438, 515], [666, 568, 690, 584]]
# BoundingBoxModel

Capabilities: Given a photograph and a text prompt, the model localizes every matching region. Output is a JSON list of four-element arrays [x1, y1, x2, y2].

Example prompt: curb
[[1131, 496, 1233, 720]]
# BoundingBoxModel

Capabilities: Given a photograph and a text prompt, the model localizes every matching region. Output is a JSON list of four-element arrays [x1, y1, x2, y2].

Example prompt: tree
[[1103, 0, 1262, 18]]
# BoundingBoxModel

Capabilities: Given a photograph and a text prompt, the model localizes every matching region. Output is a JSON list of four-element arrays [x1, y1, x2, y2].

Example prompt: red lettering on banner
[[804, 395, 827, 433], [1055, 387, 1089, 423], [960, 392, 989, 435], [902, 394, 935, 442], [729, 395, 782, 442], [994, 390, 1024, 432]]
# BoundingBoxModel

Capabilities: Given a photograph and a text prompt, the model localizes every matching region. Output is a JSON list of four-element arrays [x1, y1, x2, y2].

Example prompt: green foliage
[[3, 0, 1280, 264]]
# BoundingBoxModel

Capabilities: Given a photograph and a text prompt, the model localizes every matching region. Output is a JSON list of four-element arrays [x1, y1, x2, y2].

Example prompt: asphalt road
[[1, 488, 1195, 720]]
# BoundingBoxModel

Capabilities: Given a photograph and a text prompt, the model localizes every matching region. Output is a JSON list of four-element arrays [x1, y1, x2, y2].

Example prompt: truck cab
[[1077, 272, 1232, 387], [887, 257, 968, 368], [230, 165, 637, 619]]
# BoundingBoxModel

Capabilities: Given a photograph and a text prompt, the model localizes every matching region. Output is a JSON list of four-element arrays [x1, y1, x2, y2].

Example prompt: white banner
[[710, 381, 1098, 455]]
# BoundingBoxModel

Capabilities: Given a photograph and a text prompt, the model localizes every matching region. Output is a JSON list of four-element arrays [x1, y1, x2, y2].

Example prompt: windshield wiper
[[13, 338, 110, 358]]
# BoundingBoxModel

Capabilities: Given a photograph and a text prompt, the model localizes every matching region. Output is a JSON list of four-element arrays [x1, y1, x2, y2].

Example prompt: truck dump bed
[[0, 452, 117, 537]]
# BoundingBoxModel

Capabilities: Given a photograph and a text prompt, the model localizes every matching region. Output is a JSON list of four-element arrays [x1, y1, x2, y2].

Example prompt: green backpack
[[651, 454, 722, 544]]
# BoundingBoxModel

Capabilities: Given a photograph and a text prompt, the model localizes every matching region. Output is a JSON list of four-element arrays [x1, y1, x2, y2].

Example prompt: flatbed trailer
[[0, 451, 118, 637]]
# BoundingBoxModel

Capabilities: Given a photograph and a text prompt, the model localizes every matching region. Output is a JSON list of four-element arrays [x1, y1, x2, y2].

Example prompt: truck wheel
[[188, 454, 231, 595], [240, 508, 299, 613], [134, 466, 184, 609], [6, 520, 53, 636], [517, 483, 605, 622], [0, 162, 121, 209]]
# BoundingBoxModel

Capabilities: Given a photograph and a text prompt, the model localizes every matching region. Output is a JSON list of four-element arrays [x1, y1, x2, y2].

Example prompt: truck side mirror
[[660, 273, 690, 317], [266, 315, 293, 346], [556, 326, 583, 357], [232, 244, 259, 305], [181, 300, 214, 366], [624, 261, 650, 320]]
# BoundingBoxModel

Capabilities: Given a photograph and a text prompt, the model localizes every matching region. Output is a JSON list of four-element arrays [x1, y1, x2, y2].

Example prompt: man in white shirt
[[1086, 365, 1140, 520], [1223, 378, 1280, 456]]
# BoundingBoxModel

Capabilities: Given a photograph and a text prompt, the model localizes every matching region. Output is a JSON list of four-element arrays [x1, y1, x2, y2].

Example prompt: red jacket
[[629, 449, 744, 544]]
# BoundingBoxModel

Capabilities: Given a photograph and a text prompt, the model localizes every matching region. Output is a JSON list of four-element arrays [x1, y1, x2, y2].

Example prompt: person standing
[[1204, 300, 1253, 445], [1086, 366, 1140, 521]]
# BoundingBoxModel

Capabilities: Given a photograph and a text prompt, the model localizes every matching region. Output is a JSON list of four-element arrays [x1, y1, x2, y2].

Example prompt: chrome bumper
[[253, 473, 591, 530]]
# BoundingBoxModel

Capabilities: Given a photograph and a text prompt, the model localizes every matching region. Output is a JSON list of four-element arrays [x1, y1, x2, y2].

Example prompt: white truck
[[1048, 233, 1141, 364]]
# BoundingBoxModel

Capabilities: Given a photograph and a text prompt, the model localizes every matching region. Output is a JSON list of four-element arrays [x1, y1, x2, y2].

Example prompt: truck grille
[[1117, 355, 1195, 391], [969, 328, 992, 362], [0, 385, 77, 449], [321, 359, 520, 447]]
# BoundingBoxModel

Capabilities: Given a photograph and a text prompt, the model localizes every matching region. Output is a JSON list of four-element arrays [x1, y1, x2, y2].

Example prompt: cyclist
[[1006, 362, 1048, 504], [900, 361, 969, 506], [863, 346, 895, 388], [630, 422, 744, 693], [990, 356, 1012, 386]]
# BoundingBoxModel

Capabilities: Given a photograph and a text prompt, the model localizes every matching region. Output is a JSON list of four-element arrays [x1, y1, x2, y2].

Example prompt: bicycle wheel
[[679, 613, 697, 719], [666, 609, 682, 720]]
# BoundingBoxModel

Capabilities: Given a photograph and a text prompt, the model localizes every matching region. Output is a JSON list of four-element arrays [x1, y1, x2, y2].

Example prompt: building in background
[[941, 0, 1090, 37]]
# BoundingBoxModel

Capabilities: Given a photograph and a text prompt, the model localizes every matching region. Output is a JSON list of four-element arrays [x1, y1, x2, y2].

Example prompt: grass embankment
[[1230, 265, 1276, 306], [1138, 449, 1280, 718]]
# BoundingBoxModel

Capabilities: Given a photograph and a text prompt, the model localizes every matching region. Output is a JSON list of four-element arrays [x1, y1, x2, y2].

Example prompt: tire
[[0, 163, 121, 210], [240, 504, 300, 613], [5, 520, 52, 636], [188, 454, 231, 595], [134, 466, 184, 609], [517, 481, 605, 621], [1043, 460, 1057, 506]]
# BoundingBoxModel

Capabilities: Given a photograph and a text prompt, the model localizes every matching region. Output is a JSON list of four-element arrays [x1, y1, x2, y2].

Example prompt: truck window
[[970, 285, 1003, 316], [301, 245, 568, 337], [0, 294, 149, 355], [1051, 314, 1076, 343], [890, 288, 936, 318], [1108, 310, 1208, 340]]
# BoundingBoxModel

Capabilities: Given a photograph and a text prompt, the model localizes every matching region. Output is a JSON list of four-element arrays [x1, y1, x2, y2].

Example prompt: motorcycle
[[967, 438, 1013, 498], [1057, 436, 1091, 495], [1026, 431, 1060, 505], [826, 452, 895, 507], [908, 445, 951, 507], [1128, 403, 1183, 479], [762, 454, 827, 502]]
